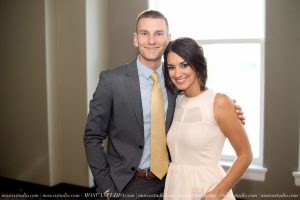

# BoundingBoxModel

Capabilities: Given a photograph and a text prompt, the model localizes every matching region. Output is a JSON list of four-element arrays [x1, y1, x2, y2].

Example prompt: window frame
[[196, 38, 265, 166]]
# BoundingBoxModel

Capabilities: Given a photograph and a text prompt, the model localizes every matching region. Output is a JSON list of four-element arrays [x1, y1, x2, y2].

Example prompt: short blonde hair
[[136, 10, 169, 33]]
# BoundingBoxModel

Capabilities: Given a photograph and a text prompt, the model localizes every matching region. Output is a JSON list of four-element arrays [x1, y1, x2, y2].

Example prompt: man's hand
[[233, 99, 246, 125], [105, 193, 110, 200]]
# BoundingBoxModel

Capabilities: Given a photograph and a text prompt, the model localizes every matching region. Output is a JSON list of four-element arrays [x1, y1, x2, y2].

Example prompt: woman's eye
[[168, 66, 174, 70], [182, 64, 188, 68]]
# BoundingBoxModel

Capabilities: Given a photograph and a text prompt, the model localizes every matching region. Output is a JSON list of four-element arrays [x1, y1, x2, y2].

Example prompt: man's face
[[134, 18, 171, 63]]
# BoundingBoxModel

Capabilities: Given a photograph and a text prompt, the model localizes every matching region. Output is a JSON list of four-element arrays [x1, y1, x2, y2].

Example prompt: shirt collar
[[137, 55, 163, 79]]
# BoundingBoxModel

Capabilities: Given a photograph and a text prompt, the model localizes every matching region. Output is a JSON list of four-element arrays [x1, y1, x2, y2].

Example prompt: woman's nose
[[174, 68, 182, 77]]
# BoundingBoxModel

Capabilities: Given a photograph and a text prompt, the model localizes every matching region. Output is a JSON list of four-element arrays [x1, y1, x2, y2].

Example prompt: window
[[149, 0, 265, 166]]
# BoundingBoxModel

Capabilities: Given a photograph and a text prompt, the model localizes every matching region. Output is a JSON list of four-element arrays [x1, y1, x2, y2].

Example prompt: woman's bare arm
[[201, 93, 252, 200]]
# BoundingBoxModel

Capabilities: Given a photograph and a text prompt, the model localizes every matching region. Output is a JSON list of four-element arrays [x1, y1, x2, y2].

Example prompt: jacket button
[[131, 167, 136, 171], [139, 145, 143, 149]]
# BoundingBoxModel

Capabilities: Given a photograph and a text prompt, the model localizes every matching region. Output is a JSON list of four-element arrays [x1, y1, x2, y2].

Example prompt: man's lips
[[144, 47, 160, 50]]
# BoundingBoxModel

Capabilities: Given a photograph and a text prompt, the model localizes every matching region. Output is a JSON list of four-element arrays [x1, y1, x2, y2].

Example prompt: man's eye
[[141, 33, 147, 35], [157, 33, 162, 36]]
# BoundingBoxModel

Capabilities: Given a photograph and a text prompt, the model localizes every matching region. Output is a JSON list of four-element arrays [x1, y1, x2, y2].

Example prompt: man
[[84, 10, 245, 200]]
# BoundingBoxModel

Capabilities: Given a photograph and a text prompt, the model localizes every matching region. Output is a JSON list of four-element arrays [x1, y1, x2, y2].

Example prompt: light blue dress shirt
[[136, 56, 170, 170]]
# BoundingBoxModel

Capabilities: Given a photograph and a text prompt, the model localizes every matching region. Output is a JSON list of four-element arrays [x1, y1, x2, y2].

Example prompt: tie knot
[[150, 72, 159, 83]]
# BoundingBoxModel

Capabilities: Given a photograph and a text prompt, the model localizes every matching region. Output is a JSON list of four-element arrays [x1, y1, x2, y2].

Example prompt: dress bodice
[[167, 89, 226, 168]]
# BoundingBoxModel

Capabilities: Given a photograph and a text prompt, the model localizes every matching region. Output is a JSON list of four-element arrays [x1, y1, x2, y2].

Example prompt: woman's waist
[[169, 162, 223, 170], [167, 163, 227, 180]]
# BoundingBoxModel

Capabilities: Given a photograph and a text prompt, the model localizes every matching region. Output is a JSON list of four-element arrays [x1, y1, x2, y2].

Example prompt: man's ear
[[168, 33, 171, 43], [133, 32, 138, 47]]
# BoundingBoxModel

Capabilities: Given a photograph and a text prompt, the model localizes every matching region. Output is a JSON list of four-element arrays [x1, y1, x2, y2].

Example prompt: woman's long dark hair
[[164, 37, 207, 94]]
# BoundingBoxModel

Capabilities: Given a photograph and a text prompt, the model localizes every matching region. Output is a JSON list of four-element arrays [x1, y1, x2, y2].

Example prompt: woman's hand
[[212, 94, 252, 197], [200, 190, 222, 200]]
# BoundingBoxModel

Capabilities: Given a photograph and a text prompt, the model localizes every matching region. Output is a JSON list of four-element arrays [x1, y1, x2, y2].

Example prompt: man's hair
[[163, 37, 208, 94], [136, 10, 169, 33]]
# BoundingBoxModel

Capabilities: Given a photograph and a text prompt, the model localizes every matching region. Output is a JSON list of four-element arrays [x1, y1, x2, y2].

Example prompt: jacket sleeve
[[84, 71, 117, 194]]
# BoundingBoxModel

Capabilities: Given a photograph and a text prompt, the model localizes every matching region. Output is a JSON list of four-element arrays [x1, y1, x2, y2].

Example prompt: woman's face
[[167, 51, 200, 94]]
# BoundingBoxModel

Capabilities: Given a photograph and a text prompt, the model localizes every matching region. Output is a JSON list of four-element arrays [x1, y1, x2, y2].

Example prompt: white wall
[[0, 0, 50, 186]]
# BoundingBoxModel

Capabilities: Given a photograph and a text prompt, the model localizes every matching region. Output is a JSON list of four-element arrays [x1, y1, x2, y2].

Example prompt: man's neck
[[139, 55, 162, 71]]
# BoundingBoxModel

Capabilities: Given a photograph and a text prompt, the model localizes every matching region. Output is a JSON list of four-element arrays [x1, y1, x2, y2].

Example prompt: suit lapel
[[124, 57, 144, 134], [162, 61, 178, 132], [166, 89, 177, 132], [124, 58, 178, 135]]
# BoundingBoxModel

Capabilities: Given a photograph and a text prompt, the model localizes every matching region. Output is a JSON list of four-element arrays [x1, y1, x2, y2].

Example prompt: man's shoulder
[[102, 64, 127, 76], [102, 57, 138, 77]]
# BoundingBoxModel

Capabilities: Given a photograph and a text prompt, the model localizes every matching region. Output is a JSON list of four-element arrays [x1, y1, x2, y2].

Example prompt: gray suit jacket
[[84, 57, 178, 194]]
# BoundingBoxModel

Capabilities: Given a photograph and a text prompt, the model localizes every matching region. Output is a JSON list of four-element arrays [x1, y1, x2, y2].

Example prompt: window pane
[[149, 0, 264, 40], [202, 43, 261, 158]]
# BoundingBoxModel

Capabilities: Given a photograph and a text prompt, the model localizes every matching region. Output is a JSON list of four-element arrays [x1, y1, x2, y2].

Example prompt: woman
[[163, 37, 252, 200]]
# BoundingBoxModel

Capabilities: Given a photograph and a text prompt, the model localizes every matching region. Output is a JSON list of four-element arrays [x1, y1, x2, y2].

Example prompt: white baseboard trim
[[292, 172, 300, 187], [220, 160, 267, 182]]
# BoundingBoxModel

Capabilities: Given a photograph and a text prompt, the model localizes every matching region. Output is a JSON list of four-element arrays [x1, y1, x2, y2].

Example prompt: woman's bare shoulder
[[214, 93, 234, 108]]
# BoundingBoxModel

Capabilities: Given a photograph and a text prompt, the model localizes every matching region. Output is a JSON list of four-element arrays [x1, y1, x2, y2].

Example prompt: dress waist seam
[[170, 163, 221, 169]]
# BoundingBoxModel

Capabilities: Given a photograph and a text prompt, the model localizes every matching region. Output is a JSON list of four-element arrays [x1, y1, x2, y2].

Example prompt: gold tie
[[150, 72, 168, 180]]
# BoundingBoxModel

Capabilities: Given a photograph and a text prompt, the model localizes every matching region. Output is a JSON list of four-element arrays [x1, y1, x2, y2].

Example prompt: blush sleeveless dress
[[163, 89, 235, 200]]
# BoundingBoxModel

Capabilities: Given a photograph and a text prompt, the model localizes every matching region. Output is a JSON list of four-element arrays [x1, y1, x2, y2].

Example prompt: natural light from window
[[149, 0, 264, 164]]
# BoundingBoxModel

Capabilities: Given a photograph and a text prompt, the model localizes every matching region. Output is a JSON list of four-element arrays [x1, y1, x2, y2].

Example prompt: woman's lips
[[175, 77, 187, 83]]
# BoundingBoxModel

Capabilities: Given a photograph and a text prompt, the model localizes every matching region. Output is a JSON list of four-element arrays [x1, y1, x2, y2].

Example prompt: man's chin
[[140, 55, 162, 62]]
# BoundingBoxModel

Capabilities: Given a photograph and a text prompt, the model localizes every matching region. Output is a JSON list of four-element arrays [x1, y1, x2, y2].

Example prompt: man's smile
[[144, 47, 159, 50]]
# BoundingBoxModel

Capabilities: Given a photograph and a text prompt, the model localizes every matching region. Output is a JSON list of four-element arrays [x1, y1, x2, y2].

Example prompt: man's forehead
[[137, 18, 168, 32]]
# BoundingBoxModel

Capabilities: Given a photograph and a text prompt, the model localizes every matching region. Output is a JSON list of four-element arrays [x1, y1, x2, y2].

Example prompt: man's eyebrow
[[138, 29, 165, 33], [139, 29, 148, 33]]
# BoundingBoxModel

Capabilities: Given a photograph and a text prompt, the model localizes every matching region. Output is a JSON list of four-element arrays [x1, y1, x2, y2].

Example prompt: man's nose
[[148, 35, 155, 44]]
